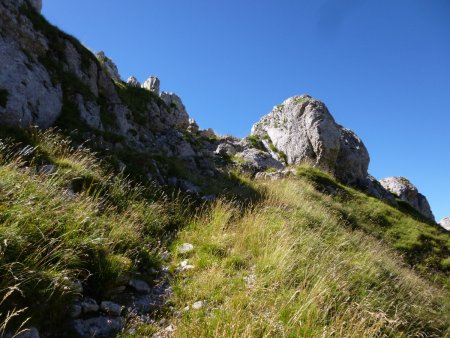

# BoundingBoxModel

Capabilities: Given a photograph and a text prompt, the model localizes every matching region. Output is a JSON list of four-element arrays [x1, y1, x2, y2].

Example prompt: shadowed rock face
[[439, 217, 450, 231], [251, 95, 369, 186], [380, 177, 435, 221]]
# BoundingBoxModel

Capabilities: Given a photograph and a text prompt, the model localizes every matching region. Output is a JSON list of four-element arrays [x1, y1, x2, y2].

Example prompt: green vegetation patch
[[168, 174, 450, 337], [295, 165, 450, 280], [293, 96, 310, 105], [0, 129, 188, 334]]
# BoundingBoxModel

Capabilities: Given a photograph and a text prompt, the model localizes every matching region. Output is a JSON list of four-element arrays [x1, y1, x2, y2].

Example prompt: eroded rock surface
[[96, 51, 121, 82], [160, 92, 190, 129], [126, 76, 140, 87], [0, 17, 62, 127], [379, 177, 435, 221], [142, 75, 160, 94], [439, 217, 450, 231], [251, 95, 369, 186]]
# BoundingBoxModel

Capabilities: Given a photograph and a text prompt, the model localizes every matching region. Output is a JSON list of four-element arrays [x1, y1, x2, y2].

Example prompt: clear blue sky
[[42, 0, 450, 221]]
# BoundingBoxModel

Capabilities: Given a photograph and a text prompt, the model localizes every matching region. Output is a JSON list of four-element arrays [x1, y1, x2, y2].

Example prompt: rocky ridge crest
[[0, 0, 442, 225]]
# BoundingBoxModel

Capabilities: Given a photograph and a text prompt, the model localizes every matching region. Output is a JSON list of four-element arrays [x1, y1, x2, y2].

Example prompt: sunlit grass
[[170, 176, 450, 337], [0, 129, 448, 336], [0, 129, 187, 333]]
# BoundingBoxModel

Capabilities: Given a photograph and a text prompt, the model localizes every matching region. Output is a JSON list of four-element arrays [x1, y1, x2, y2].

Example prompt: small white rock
[[178, 243, 194, 254], [178, 259, 195, 271], [192, 301, 203, 310]]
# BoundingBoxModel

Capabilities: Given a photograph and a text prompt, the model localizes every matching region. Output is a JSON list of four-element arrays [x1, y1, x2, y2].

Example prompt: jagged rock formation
[[142, 75, 160, 94], [187, 118, 199, 133], [249, 95, 401, 205], [0, 0, 437, 221], [251, 95, 369, 186], [439, 217, 450, 231], [0, 0, 221, 189], [96, 51, 121, 82], [126, 76, 140, 87], [160, 92, 189, 129], [379, 177, 435, 221]]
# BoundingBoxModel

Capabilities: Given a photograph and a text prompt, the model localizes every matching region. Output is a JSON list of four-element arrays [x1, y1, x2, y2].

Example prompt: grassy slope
[[0, 129, 188, 335], [0, 131, 448, 336], [170, 168, 450, 337]]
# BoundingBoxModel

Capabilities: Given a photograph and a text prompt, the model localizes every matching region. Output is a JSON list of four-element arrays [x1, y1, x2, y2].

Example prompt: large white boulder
[[251, 95, 369, 186]]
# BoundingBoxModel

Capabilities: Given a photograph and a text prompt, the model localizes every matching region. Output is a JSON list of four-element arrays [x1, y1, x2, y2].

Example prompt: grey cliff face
[[379, 177, 435, 221], [439, 217, 450, 231], [96, 51, 121, 83], [0, 0, 62, 128], [0, 0, 440, 220], [251, 95, 369, 186], [142, 76, 160, 95], [160, 92, 190, 129]]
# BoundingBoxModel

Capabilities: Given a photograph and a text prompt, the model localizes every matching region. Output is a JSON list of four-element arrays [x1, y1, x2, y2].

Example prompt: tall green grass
[[170, 171, 449, 337], [0, 129, 188, 334], [1, 130, 449, 336]]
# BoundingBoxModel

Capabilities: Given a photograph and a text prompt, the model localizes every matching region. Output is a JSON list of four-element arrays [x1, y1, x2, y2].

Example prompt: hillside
[[0, 129, 448, 337], [0, 1, 449, 337]]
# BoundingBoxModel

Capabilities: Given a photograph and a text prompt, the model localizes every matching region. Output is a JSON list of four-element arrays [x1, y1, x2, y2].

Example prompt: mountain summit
[[0, 1, 449, 337]]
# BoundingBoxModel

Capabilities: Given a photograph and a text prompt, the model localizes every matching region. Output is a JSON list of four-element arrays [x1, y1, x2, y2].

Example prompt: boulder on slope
[[379, 177, 435, 221], [251, 95, 369, 186]]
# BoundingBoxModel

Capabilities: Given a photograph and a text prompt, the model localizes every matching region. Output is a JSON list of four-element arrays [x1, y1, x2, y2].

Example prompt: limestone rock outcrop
[[142, 76, 160, 94], [96, 51, 121, 82], [439, 217, 450, 231], [0, 0, 63, 128], [187, 118, 199, 133], [379, 177, 435, 221], [0, 35, 63, 128], [160, 92, 190, 129], [251, 95, 369, 186], [0, 0, 221, 186], [126, 76, 140, 87], [235, 148, 284, 172]]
